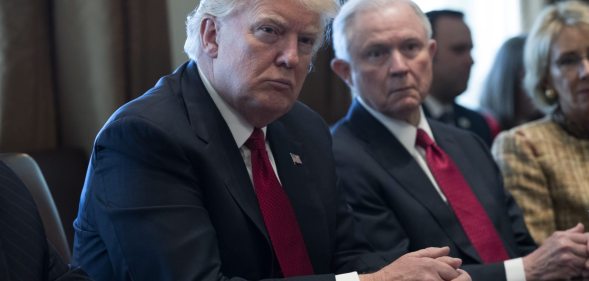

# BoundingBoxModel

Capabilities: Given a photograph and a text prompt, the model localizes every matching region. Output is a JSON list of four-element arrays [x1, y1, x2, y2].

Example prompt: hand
[[523, 223, 589, 280], [360, 247, 471, 281]]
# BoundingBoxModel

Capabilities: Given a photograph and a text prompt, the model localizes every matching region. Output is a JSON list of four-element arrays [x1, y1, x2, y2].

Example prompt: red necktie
[[415, 129, 509, 263], [245, 128, 314, 277]]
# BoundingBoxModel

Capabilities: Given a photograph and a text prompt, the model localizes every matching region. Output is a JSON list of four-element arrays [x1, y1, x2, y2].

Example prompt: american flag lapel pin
[[290, 153, 302, 165]]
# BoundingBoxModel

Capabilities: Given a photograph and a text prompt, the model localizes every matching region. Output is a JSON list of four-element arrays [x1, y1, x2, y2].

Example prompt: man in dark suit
[[72, 0, 471, 281], [423, 10, 498, 146], [0, 160, 91, 281], [330, 0, 589, 280]]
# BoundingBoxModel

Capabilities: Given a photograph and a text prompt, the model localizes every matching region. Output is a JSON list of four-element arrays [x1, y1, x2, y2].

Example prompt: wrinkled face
[[332, 3, 435, 123], [209, 0, 321, 127], [549, 25, 589, 123], [430, 17, 473, 102]]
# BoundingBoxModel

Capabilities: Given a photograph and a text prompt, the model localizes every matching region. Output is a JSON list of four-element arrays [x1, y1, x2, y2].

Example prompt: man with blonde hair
[[72, 0, 471, 280]]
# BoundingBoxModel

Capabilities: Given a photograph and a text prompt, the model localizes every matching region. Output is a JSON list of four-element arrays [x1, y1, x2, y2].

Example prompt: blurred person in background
[[480, 35, 543, 131], [424, 10, 498, 146], [493, 0, 589, 246]]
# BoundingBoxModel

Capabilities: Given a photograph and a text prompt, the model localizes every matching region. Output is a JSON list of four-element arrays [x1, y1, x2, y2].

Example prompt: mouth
[[390, 86, 413, 93], [266, 79, 293, 90]]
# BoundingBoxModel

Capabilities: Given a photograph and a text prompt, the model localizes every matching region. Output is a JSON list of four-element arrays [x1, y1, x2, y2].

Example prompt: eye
[[253, 25, 281, 43], [299, 36, 315, 47], [405, 42, 420, 53], [298, 36, 316, 54], [259, 26, 277, 34], [556, 54, 582, 67], [365, 48, 386, 59]]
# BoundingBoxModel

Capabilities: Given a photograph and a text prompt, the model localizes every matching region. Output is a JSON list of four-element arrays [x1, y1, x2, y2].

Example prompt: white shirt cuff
[[505, 258, 526, 281], [336, 271, 360, 281]]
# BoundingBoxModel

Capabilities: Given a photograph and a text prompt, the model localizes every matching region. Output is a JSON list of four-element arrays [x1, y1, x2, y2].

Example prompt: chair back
[[0, 153, 71, 262]]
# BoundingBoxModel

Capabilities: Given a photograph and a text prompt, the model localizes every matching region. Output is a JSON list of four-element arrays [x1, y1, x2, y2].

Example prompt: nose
[[276, 35, 300, 69], [388, 50, 409, 76]]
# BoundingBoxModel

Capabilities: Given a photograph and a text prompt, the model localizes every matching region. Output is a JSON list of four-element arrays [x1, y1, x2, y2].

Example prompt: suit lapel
[[179, 61, 269, 240], [266, 121, 326, 263], [345, 101, 482, 262]]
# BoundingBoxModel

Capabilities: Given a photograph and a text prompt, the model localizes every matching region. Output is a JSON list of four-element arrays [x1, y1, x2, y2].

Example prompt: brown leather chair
[[0, 153, 71, 262]]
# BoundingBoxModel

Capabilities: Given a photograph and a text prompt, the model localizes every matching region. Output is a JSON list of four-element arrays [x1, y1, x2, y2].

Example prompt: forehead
[[242, 0, 322, 33], [434, 17, 471, 44], [551, 25, 589, 55], [348, 4, 428, 48]]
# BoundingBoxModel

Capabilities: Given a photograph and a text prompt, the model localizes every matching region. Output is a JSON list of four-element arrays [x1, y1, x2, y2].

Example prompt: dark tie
[[245, 128, 313, 277], [415, 129, 509, 263]]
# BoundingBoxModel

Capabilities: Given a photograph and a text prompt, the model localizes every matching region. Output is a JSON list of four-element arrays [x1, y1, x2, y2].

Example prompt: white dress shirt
[[357, 98, 526, 281]]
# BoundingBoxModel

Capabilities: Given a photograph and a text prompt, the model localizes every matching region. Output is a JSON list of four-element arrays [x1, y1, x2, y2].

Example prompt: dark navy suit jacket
[[0, 161, 91, 281], [423, 102, 495, 146], [72, 61, 386, 281], [331, 100, 537, 281]]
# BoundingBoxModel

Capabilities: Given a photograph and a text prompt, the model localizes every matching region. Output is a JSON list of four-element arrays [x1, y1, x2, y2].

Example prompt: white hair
[[184, 0, 340, 61], [332, 0, 431, 61]]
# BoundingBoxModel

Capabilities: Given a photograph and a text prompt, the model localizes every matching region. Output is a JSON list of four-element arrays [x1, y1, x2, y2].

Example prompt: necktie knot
[[246, 128, 266, 151], [415, 129, 434, 149]]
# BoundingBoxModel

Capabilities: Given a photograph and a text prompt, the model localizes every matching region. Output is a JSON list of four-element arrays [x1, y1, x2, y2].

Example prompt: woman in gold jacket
[[492, 0, 589, 244]]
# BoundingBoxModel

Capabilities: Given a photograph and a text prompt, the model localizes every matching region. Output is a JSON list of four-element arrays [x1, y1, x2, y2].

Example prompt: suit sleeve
[[333, 136, 411, 264], [49, 242, 93, 281], [492, 130, 552, 244], [79, 116, 335, 281]]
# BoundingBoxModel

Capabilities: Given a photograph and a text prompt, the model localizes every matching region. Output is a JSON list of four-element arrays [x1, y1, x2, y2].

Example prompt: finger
[[565, 223, 585, 234], [566, 240, 589, 258], [452, 269, 471, 281], [406, 246, 450, 258], [432, 260, 461, 281], [562, 231, 589, 244], [436, 256, 462, 269]]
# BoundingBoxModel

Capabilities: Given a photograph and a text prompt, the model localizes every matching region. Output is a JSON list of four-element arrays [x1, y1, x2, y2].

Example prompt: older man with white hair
[[331, 0, 589, 280]]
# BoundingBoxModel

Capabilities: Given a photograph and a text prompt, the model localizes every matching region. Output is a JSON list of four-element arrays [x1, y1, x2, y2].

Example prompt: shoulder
[[500, 117, 557, 138], [495, 117, 559, 148], [330, 117, 365, 155], [278, 101, 331, 142], [431, 118, 484, 142], [453, 103, 487, 121]]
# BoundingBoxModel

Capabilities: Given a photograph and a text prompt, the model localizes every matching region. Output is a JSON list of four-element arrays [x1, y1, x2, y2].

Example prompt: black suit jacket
[[423, 102, 494, 146], [331, 100, 537, 281], [72, 61, 386, 281], [0, 161, 91, 281]]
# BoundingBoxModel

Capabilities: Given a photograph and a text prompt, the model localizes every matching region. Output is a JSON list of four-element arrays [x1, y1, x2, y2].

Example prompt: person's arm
[[492, 130, 553, 244], [83, 117, 338, 281]]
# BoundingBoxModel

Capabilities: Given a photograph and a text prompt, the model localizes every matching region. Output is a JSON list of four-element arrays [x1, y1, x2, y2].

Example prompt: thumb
[[406, 246, 450, 258], [565, 223, 585, 233]]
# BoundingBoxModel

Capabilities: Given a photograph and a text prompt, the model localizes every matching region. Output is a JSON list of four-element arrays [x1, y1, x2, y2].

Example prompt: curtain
[[299, 46, 351, 125], [0, 0, 171, 153], [0, 0, 58, 151]]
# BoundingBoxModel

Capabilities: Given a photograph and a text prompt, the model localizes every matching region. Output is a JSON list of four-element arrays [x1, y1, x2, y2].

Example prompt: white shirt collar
[[196, 64, 265, 147], [357, 97, 436, 151]]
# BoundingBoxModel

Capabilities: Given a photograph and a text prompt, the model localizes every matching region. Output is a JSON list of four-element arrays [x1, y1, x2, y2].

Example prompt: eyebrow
[[254, 13, 321, 37]]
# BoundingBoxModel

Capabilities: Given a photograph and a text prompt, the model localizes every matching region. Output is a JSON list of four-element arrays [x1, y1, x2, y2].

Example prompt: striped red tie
[[416, 129, 509, 263], [245, 128, 314, 276]]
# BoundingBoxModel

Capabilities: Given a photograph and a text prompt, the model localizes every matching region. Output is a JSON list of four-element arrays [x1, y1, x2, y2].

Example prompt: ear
[[200, 17, 219, 58], [331, 58, 353, 88], [427, 39, 437, 58]]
